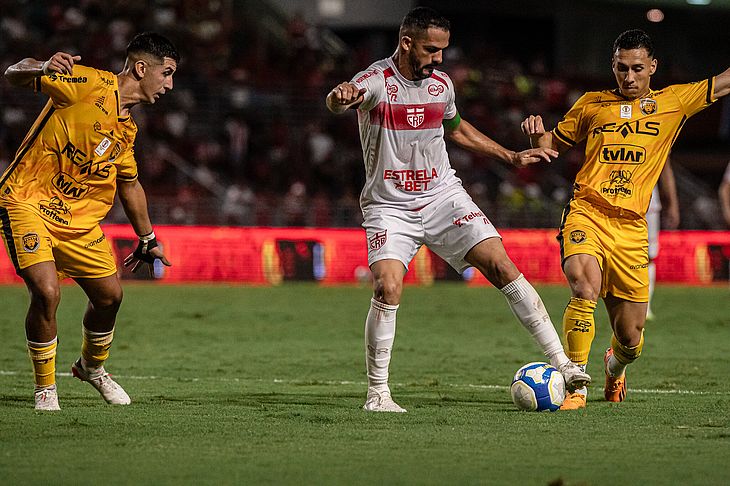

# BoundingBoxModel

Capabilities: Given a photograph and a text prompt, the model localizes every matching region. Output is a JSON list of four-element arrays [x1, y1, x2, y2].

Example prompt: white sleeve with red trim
[[350, 65, 385, 113], [441, 72, 458, 120]]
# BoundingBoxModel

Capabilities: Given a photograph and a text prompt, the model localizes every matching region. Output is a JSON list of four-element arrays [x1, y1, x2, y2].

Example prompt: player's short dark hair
[[613, 29, 654, 57], [126, 32, 180, 63], [400, 7, 450, 37]]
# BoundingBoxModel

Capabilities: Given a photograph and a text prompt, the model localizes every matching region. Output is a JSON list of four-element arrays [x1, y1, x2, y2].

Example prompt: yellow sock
[[562, 297, 597, 365], [81, 328, 114, 369], [28, 338, 57, 389], [611, 331, 645, 365]]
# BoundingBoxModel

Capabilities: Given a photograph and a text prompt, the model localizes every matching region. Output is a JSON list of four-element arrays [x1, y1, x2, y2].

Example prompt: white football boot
[[71, 359, 131, 405], [34, 385, 60, 411], [558, 361, 592, 392], [362, 387, 407, 413]]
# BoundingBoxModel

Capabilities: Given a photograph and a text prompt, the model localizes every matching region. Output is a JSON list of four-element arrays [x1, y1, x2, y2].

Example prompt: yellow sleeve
[[36, 65, 97, 109], [553, 93, 591, 147], [115, 148, 139, 182], [670, 78, 716, 118]]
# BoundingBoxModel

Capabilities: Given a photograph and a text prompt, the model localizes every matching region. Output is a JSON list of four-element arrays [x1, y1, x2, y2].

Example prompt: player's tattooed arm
[[326, 82, 365, 114], [713, 66, 730, 99], [4, 52, 81, 87]]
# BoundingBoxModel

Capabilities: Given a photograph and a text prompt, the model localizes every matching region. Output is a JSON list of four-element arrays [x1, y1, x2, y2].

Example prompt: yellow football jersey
[[553, 78, 716, 216], [0, 65, 138, 236]]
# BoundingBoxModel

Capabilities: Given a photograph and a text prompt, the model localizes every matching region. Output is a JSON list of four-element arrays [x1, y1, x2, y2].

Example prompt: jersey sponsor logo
[[84, 234, 106, 249], [95, 96, 109, 115], [428, 84, 445, 96], [100, 76, 114, 86], [620, 104, 632, 119], [453, 210, 489, 228], [355, 68, 379, 85], [47, 74, 88, 83], [629, 262, 649, 269], [640, 98, 657, 115], [94, 137, 112, 157], [368, 230, 387, 250], [570, 230, 586, 244], [22, 233, 40, 252], [406, 107, 425, 128], [386, 83, 398, 102], [384, 168, 438, 192], [599, 144, 646, 164], [592, 120, 660, 138], [600, 170, 634, 198], [38, 196, 71, 226], [52, 171, 90, 199], [61, 140, 113, 179]]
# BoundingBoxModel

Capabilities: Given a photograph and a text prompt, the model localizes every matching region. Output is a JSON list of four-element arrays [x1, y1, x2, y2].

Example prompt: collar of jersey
[[387, 56, 429, 88]]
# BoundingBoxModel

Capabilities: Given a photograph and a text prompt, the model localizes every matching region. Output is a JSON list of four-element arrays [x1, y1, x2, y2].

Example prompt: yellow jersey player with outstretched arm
[[0, 33, 176, 411], [521, 29, 730, 410]]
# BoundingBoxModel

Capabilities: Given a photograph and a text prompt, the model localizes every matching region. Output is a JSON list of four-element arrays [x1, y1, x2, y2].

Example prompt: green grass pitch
[[1, 283, 729, 485]]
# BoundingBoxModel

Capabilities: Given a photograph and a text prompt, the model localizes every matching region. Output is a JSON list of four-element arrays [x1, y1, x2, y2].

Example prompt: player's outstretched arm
[[117, 179, 171, 273], [446, 117, 558, 168], [713, 67, 730, 99], [325, 82, 365, 114], [4, 52, 81, 88]]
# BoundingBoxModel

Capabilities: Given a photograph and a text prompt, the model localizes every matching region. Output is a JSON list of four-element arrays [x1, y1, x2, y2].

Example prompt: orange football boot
[[604, 348, 627, 402], [560, 392, 587, 410]]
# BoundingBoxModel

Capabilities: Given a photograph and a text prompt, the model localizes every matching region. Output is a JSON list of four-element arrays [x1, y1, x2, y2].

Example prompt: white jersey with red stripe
[[351, 57, 462, 211]]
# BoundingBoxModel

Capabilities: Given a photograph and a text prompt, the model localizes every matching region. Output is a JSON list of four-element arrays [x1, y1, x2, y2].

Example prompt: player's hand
[[330, 82, 366, 106], [510, 147, 559, 168], [41, 52, 81, 76], [123, 232, 172, 274], [520, 115, 546, 136]]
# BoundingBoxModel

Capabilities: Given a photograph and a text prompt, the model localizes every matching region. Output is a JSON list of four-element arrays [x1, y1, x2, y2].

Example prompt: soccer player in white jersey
[[646, 161, 679, 320], [325, 7, 590, 412]]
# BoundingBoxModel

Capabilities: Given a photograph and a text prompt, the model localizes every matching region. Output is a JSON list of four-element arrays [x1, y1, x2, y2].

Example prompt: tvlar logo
[[22, 233, 40, 252], [52, 171, 89, 199], [600, 170, 634, 198], [570, 230, 586, 244]]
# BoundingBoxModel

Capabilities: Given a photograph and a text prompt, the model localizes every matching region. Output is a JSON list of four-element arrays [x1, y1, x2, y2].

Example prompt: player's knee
[[91, 287, 123, 312], [479, 257, 519, 288], [373, 278, 402, 305], [28, 281, 61, 312]]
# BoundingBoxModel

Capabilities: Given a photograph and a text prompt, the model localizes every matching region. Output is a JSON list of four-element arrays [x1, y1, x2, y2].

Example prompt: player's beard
[[409, 52, 435, 81]]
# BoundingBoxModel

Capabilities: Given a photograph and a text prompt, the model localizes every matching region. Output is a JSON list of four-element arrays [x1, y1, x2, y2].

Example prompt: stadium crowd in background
[[0, 1, 728, 229]]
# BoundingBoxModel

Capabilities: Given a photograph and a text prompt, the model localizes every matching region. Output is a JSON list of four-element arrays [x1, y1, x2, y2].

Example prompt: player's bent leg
[[72, 275, 130, 405], [465, 240, 591, 391], [363, 259, 407, 412]]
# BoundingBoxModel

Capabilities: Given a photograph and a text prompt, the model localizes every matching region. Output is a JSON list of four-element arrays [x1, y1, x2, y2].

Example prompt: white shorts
[[362, 187, 501, 274], [646, 208, 660, 260]]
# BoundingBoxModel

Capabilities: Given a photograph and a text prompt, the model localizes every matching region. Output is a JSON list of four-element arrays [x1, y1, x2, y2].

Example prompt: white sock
[[647, 261, 656, 317], [365, 298, 398, 392], [500, 274, 570, 368], [607, 354, 627, 378]]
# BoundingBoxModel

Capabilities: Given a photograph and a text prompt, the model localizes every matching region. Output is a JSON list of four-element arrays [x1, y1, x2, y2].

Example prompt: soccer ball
[[510, 362, 565, 412]]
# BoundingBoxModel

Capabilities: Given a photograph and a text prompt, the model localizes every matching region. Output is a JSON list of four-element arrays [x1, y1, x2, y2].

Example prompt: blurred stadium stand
[[1, 0, 729, 229]]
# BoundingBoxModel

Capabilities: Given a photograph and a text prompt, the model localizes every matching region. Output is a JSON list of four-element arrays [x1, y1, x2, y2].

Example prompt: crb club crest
[[640, 98, 657, 115], [406, 106, 425, 128], [570, 230, 586, 244], [428, 84, 444, 96], [368, 230, 387, 250], [22, 232, 40, 252]]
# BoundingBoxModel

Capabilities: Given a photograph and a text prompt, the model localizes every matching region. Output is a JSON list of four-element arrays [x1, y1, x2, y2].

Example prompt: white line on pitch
[[2, 370, 728, 396]]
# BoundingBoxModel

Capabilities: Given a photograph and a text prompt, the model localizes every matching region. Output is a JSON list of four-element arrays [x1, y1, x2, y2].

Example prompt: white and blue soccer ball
[[510, 362, 565, 412]]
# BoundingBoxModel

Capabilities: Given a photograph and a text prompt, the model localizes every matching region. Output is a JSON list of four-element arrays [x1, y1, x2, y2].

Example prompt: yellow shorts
[[0, 205, 116, 279], [557, 198, 649, 302]]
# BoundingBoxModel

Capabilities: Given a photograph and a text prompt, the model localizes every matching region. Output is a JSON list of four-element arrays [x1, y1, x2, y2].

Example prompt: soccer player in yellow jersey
[[1, 32, 177, 410], [521, 29, 730, 409]]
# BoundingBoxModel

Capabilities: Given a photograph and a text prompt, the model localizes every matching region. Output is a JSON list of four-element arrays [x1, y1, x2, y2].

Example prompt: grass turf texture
[[0, 283, 729, 485]]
